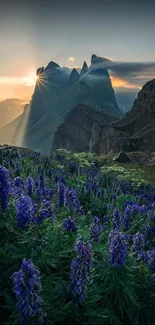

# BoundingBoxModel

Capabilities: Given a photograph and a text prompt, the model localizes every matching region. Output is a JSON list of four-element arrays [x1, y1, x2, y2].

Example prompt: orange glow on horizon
[[111, 76, 141, 90], [0, 70, 143, 102]]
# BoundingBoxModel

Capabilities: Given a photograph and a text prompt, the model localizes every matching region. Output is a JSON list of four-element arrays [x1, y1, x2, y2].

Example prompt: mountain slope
[[97, 78, 155, 154], [0, 104, 30, 146], [0, 99, 26, 128], [52, 104, 115, 153]]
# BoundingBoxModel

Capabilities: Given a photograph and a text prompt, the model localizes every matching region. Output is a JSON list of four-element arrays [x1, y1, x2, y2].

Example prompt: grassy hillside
[[1, 147, 155, 325]]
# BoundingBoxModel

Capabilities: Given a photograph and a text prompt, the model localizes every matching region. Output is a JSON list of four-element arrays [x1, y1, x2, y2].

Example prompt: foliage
[[1, 147, 155, 324]]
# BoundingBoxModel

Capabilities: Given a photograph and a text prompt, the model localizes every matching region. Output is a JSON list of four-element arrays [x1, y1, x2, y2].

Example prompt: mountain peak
[[68, 68, 80, 86], [45, 61, 60, 71], [91, 54, 98, 64], [80, 61, 88, 76], [36, 67, 44, 75]]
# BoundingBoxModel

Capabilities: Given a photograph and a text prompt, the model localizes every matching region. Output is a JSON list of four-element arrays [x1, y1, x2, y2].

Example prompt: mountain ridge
[[20, 54, 122, 153]]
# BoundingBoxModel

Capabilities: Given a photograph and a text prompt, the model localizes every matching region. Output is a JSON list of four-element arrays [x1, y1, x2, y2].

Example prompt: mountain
[[19, 54, 122, 153], [80, 61, 88, 76], [95, 78, 155, 154], [0, 55, 122, 153], [52, 104, 115, 153], [0, 104, 30, 146], [68, 68, 80, 86], [0, 99, 26, 128]]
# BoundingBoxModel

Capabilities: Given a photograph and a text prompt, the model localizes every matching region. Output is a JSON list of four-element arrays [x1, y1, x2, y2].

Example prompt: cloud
[[104, 56, 115, 62], [88, 57, 155, 91], [68, 57, 76, 62], [64, 65, 81, 70]]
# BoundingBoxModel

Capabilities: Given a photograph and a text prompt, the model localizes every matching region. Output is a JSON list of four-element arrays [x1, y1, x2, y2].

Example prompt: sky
[[0, 0, 155, 100]]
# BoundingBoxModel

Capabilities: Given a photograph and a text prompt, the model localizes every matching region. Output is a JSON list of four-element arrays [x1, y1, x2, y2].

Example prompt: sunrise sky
[[0, 0, 155, 101]]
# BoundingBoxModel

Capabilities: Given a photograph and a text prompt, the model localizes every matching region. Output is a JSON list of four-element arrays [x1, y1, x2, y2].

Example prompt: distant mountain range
[[0, 98, 26, 128], [1, 55, 154, 155], [115, 90, 137, 114]]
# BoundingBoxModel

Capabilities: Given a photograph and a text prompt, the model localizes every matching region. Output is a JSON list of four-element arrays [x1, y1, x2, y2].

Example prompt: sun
[[24, 73, 39, 86]]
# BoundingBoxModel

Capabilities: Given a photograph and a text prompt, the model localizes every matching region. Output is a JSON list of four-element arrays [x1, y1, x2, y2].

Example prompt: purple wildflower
[[63, 216, 78, 232], [16, 195, 33, 229], [39, 173, 44, 190], [103, 215, 108, 223], [37, 200, 56, 224], [132, 232, 145, 253], [26, 176, 34, 196], [0, 166, 10, 211], [109, 231, 128, 267], [57, 182, 65, 208], [123, 205, 132, 231], [70, 236, 93, 304], [90, 216, 102, 242], [11, 259, 46, 324], [13, 177, 24, 195], [48, 169, 52, 178], [113, 208, 121, 230], [145, 249, 155, 273], [145, 225, 154, 240]]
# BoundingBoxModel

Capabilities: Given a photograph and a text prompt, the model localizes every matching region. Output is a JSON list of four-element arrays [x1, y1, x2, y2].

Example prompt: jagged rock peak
[[80, 61, 88, 76], [36, 67, 44, 75], [91, 54, 98, 64], [91, 54, 112, 66], [45, 61, 60, 71], [68, 68, 80, 86], [128, 78, 155, 116]]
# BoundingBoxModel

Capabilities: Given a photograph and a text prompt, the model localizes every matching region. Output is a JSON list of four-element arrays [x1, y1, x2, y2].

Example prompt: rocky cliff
[[97, 78, 155, 154], [52, 78, 155, 155], [52, 104, 115, 154]]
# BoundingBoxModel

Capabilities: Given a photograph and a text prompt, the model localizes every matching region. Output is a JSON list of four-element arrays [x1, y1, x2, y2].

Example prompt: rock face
[[80, 61, 88, 76], [68, 68, 80, 86], [53, 77, 155, 155], [52, 104, 115, 154], [99, 126, 130, 154], [98, 78, 155, 154]]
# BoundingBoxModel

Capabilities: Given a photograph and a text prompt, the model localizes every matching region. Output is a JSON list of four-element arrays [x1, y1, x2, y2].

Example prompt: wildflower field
[[1, 147, 155, 325]]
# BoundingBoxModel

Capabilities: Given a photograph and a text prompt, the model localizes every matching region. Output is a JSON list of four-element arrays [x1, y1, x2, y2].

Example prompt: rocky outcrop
[[98, 78, 155, 154], [99, 126, 130, 154], [68, 68, 80, 86], [36, 67, 44, 75], [53, 78, 155, 155], [91, 54, 98, 64], [52, 104, 115, 154], [80, 61, 88, 76], [113, 151, 130, 163], [44, 61, 60, 71]]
